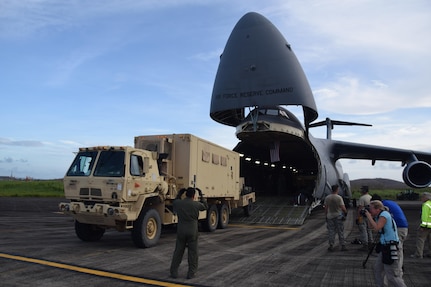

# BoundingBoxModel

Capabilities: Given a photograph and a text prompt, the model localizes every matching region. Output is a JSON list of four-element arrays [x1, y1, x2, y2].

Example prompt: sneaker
[[170, 273, 178, 279], [328, 245, 334, 252], [187, 273, 195, 279], [341, 245, 347, 251]]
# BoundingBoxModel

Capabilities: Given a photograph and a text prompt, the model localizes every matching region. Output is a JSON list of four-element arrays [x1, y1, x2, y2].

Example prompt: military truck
[[59, 133, 255, 248]]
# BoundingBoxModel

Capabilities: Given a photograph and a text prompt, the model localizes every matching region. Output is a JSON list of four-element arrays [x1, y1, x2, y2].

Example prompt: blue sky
[[1, 0, 431, 181]]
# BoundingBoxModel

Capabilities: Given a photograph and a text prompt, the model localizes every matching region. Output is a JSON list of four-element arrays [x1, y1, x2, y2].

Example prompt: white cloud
[[0, 138, 44, 147]]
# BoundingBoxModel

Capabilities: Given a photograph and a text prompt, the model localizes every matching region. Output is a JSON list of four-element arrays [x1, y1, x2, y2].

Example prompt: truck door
[[126, 153, 147, 198]]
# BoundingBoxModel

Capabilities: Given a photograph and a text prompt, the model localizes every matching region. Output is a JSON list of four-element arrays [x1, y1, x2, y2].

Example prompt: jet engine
[[402, 161, 431, 188]]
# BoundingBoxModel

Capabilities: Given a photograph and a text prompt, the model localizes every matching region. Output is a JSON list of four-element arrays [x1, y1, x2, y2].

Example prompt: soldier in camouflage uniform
[[324, 184, 348, 251], [170, 187, 208, 279]]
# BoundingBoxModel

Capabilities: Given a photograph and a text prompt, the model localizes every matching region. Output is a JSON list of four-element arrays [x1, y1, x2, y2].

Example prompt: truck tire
[[243, 199, 254, 217], [132, 209, 161, 248], [75, 220, 105, 242], [218, 204, 229, 229], [203, 204, 219, 232]]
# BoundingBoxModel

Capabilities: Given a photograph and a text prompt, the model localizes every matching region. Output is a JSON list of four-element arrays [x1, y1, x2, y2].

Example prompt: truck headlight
[[59, 204, 70, 212], [72, 204, 80, 213], [107, 208, 115, 216]]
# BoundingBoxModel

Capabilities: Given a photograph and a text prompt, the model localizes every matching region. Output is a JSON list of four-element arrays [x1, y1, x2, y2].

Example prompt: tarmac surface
[[0, 197, 430, 287]]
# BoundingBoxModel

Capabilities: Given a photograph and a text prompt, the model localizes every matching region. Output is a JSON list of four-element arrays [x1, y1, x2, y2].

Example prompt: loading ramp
[[230, 196, 310, 225]]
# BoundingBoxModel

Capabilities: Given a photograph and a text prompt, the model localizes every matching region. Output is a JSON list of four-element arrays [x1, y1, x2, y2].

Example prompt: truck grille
[[79, 188, 102, 197]]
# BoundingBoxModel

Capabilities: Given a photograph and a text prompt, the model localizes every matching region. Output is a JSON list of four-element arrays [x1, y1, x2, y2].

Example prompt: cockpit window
[[266, 109, 278, 116], [93, 150, 125, 177], [66, 151, 97, 176], [245, 108, 290, 119]]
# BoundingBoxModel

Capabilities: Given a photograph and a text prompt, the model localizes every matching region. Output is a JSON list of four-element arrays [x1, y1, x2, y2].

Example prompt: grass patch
[[0, 180, 64, 197], [351, 188, 431, 200], [1, 180, 429, 199]]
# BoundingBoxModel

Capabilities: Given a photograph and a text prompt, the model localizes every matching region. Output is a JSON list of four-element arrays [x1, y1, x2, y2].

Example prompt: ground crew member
[[357, 186, 373, 251], [364, 200, 407, 287], [324, 184, 347, 251], [170, 187, 208, 279], [411, 192, 431, 258]]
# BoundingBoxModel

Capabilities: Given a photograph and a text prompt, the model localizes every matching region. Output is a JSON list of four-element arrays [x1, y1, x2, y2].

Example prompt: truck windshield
[[66, 151, 97, 176], [93, 150, 125, 177]]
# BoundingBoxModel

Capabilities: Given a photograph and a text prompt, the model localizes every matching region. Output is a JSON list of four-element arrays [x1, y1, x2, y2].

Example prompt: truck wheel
[[218, 204, 229, 229], [132, 209, 161, 248], [243, 199, 254, 217], [203, 204, 218, 232], [75, 220, 105, 242]]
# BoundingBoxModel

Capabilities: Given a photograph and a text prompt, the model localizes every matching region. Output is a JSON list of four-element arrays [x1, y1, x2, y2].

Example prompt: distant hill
[[350, 178, 409, 190]]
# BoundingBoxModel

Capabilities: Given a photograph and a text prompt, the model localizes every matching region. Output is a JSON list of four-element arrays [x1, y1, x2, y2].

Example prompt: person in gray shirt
[[324, 184, 348, 251]]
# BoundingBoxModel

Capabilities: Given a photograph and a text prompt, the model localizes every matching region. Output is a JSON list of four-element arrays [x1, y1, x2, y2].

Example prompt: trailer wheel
[[243, 199, 254, 217], [218, 204, 229, 229], [203, 204, 218, 232], [132, 209, 161, 248], [75, 220, 105, 242]]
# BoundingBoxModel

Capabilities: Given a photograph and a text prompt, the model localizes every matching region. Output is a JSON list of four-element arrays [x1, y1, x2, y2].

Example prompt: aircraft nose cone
[[210, 12, 318, 127]]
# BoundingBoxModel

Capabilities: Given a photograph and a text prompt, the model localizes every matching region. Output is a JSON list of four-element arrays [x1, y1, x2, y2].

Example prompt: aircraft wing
[[331, 140, 431, 163], [331, 140, 431, 188]]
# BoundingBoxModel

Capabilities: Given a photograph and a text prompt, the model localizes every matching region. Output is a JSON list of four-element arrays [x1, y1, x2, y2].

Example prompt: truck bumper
[[59, 202, 129, 228], [239, 192, 256, 207]]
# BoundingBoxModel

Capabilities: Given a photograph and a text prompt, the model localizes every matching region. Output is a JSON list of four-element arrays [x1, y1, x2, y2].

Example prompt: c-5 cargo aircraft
[[210, 12, 431, 209]]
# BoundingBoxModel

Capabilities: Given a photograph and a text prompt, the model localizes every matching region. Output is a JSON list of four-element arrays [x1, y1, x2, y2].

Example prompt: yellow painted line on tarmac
[[0, 253, 191, 287], [229, 224, 300, 230]]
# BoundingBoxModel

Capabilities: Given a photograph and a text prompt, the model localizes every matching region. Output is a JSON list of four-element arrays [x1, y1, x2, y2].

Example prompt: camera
[[360, 206, 370, 216]]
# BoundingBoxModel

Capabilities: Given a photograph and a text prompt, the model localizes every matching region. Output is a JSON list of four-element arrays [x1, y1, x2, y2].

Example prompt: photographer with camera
[[371, 194, 408, 273], [356, 186, 374, 251], [170, 187, 208, 279], [364, 200, 407, 287]]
